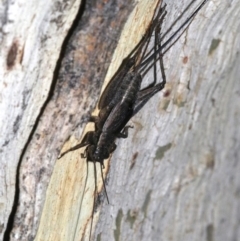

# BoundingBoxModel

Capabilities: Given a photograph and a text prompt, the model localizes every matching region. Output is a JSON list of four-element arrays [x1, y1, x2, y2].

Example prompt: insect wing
[[98, 56, 135, 109], [102, 100, 133, 134]]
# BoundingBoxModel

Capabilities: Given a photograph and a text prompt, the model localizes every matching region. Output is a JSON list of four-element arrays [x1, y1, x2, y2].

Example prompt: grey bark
[[94, 1, 240, 241]]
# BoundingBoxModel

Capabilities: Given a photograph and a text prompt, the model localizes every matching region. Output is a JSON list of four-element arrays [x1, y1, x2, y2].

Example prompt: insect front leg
[[58, 131, 96, 159]]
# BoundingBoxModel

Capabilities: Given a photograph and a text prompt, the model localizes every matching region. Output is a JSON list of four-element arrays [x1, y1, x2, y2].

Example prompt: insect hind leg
[[151, 8, 167, 88], [133, 16, 167, 116], [139, 6, 167, 87]]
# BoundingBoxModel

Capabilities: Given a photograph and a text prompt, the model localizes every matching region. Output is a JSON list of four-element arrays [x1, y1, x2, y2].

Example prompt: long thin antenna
[[100, 165, 110, 204], [73, 162, 89, 241], [140, 0, 209, 67], [88, 161, 98, 241]]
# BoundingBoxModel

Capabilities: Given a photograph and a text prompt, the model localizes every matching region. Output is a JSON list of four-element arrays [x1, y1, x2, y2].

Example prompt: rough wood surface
[[0, 0, 239, 240]]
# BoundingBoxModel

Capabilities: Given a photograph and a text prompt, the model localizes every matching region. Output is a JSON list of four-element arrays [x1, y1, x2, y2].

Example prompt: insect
[[59, 0, 209, 239], [59, 0, 208, 172]]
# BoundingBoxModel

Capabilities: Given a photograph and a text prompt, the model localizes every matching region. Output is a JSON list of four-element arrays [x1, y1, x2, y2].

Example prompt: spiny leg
[[139, 7, 167, 76], [156, 20, 166, 87], [133, 1, 166, 67], [133, 20, 166, 115], [137, 3, 167, 69], [58, 131, 95, 159], [148, 4, 167, 87]]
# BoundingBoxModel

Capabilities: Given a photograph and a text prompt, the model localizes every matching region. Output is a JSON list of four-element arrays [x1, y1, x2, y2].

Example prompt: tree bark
[[0, 0, 239, 241], [0, 0, 82, 239]]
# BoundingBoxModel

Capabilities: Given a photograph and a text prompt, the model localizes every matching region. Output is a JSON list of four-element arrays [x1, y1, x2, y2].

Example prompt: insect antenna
[[139, 0, 209, 69], [100, 164, 110, 204], [163, 0, 208, 54], [72, 161, 89, 241], [88, 160, 98, 241]]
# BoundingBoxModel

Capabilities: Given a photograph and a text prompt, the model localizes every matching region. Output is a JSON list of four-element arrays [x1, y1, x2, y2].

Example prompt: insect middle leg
[[116, 125, 134, 139]]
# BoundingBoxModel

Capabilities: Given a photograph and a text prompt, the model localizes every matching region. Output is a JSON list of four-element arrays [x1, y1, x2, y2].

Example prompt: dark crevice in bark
[[3, 1, 87, 240]]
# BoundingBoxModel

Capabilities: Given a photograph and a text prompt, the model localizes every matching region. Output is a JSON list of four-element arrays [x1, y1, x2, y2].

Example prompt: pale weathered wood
[[1, 0, 240, 240], [35, 2, 162, 241]]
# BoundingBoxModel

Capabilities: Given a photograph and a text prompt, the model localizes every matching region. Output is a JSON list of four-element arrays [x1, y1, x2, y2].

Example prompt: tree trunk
[[0, 0, 239, 241]]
